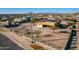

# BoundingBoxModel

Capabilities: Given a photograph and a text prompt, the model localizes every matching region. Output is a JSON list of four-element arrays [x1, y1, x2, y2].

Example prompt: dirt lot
[[7, 23, 70, 50]]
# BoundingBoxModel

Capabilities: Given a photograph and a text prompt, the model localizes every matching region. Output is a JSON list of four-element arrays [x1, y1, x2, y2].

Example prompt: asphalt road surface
[[65, 29, 77, 50], [0, 33, 23, 50]]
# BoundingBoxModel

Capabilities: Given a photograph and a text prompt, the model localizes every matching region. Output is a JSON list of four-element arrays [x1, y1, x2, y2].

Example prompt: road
[[8, 23, 31, 30], [65, 29, 77, 50], [76, 31, 79, 50], [0, 33, 23, 50]]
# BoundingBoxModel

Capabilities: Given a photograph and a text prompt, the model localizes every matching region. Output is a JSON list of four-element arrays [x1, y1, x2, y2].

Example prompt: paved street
[[0, 33, 23, 50], [77, 31, 79, 50], [65, 29, 77, 50]]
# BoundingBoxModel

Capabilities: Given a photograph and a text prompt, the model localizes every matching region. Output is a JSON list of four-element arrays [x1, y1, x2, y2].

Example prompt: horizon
[[0, 8, 79, 14]]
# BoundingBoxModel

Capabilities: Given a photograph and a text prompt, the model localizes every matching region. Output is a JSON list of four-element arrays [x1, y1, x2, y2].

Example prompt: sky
[[0, 8, 79, 14]]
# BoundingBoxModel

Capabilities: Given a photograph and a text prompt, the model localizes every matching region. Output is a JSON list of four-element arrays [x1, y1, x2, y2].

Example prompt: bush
[[32, 18, 39, 23], [31, 44, 45, 50]]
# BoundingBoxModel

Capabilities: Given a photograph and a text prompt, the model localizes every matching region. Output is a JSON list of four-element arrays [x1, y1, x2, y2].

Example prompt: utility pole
[[30, 12, 36, 43]]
